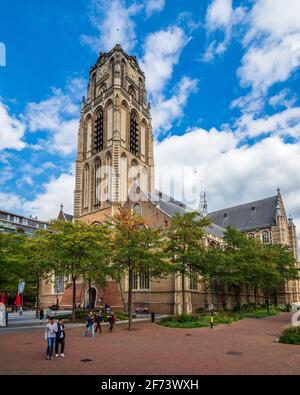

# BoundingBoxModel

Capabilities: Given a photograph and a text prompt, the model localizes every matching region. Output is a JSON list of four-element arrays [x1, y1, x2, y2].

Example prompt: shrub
[[195, 307, 205, 314], [279, 326, 300, 345]]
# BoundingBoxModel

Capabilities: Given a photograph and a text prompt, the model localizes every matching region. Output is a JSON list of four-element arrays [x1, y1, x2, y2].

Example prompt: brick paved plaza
[[0, 313, 299, 375]]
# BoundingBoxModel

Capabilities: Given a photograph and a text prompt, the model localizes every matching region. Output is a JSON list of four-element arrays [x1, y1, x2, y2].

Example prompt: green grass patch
[[56, 310, 132, 323], [158, 308, 282, 329], [279, 326, 300, 345]]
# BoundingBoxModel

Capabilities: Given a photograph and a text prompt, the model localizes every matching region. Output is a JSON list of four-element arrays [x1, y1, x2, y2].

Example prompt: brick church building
[[39, 45, 300, 313]]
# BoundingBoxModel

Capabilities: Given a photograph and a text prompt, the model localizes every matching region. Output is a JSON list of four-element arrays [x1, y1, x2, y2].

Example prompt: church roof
[[64, 213, 74, 222], [208, 195, 278, 232]]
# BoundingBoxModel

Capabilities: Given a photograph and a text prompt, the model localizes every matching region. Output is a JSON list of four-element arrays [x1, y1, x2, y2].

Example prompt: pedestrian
[[19, 306, 23, 316], [39, 308, 44, 323], [45, 317, 57, 360], [55, 318, 66, 357], [46, 307, 51, 321], [108, 312, 116, 332], [95, 311, 103, 334], [84, 311, 95, 337]]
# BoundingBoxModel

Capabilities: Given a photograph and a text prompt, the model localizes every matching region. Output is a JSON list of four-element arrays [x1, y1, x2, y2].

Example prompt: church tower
[[74, 44, 155, 222]]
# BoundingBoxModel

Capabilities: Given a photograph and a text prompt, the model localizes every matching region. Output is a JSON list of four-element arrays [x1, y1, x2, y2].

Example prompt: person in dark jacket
[[108, 312, 116, 332], [95, 311, 103, 334], [55, 318, 66, 357], [39, 308, 44, 323]]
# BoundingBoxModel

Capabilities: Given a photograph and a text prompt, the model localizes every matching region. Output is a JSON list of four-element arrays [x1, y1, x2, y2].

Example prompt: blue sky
[[1, 0, 300, 249]]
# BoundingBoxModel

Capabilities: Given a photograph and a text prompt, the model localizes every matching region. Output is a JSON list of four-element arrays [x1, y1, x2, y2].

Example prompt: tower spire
[[199, 178, 207, 216]]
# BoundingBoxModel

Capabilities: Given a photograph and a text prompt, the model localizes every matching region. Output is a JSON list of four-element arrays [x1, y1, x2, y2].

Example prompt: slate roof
[[64, 213, 73, 222], [208, 195, 278, 232]]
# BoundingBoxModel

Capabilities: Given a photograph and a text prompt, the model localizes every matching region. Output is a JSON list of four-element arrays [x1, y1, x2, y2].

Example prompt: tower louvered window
[[94, 110, 104, 153], [130, 112, 139, 156]]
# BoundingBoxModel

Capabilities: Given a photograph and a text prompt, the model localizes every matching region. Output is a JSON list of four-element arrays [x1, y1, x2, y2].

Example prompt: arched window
[[140, 121, 146, 158], [129, 159, 139, 185], [262, 230, 270, 244], [83, 165, 89, 210], [94, 159, 101, 206], [99, 84, 106, 99], [86, 117, 92, 158], [130, 112, 139, 155], [107, 102, 113, 143], [120, 103, 127, 145], [120, 154, 128, 203], [94, 108, 104, 153], [132, 203, 142, 216], [248, 233, 255, 239], [129, 86, 136, 99], [139, 78, 143, 103], [105, 153, 112, 202]]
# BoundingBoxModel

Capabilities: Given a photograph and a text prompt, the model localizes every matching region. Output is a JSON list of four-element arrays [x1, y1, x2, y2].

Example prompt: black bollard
[[151, 312, 155, 323]]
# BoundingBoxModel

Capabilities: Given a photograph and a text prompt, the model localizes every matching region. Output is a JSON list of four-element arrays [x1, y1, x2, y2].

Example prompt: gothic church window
[[94, 159, 101, 206], [248, 233, 255, 239], [107, 102, 113, 142], [83, 165, 89, 210], [132, 203, 142, 216], [130, 112, 139, 155], [86, 117, 92, 158], [129, 86, 136, 99], [94, 108, 104, 153], [262, 230, 271, 244]]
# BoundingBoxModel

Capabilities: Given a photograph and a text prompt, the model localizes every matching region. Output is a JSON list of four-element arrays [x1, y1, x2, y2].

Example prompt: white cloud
[[0, 192, 26, 212], [238, 0, 300, 93], [152, 76, 198, 132], [23, 168, 75, 220], [203, 0, 245, 61], [25, 77, 85, 155], [235, 106, 300, 139], [268, 89, 297, 109], [0, 102, 26, 151], [141, 26, 195, 133], [145, 0, 165, 17], [81, 0, 141, 53], [141, 26, 190, 97]]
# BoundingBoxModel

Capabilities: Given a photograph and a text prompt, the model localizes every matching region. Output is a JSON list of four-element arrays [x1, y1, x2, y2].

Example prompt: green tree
[[109, 210, 170, 330], [165, 212, 211, 314], [42, 220, 111, 320]]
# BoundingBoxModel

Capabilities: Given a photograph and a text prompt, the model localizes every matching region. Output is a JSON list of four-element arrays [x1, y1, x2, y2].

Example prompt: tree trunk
[[181, 272, 186, 315], [254, 286, 257, 310], [274, 289, 278, 307], [267, 288, 270, 316], [88, 278, 92, 309], [216, 282, 220, 310], [35, 275, 40, 319], [128, 269, 133, 330], [72, 276, 76, 321]]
